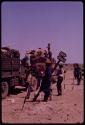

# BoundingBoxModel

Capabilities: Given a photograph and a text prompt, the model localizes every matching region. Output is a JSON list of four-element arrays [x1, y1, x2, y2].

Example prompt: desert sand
[[1, 68, 84, 124]]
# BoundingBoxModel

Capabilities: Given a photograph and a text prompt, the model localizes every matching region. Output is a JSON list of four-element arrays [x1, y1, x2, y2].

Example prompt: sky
[[1, 1, 83, 64]]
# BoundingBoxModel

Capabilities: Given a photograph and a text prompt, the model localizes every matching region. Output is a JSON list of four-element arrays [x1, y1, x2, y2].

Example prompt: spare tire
[[2, 81, 9, 99]]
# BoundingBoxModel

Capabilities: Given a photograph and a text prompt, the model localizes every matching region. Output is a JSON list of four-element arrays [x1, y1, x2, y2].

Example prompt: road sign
[[59, 51, 67, 57], [57, 56, 66, 63]]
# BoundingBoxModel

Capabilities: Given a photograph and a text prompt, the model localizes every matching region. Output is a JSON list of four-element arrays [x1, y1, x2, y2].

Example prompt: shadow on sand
[[9, 86, 27, 95]]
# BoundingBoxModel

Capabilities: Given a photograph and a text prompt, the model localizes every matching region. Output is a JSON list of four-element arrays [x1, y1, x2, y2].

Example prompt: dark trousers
[[57, 76, 63, 95], [44, 89, 50, 101], [33, 82, 51, 101], [77, 77, 81, 85], [33, 88, 51, 101]]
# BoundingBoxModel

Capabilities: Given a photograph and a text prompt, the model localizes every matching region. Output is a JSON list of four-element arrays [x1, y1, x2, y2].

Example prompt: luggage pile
[[26, 48, 48, 75]]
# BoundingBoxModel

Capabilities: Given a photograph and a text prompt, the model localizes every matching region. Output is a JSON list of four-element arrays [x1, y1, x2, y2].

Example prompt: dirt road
[[1, 70, 84, 124]]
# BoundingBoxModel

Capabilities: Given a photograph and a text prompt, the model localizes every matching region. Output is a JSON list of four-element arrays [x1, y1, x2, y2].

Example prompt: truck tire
[[2, 81, 9, 99]]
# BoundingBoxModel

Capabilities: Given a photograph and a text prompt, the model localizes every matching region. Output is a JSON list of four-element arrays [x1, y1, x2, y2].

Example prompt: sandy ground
[[1, 69, 84, 124]]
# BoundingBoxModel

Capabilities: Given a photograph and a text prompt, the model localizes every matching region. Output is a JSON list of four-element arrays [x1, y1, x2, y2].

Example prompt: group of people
[[32, 59, 64, 102], [24, 44, 82, 102], [32, 62, 82, 102], [32, 43, 64, 101]]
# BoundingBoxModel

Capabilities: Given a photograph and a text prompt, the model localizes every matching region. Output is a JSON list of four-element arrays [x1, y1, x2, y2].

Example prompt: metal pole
[[21, 84, 31, 111]]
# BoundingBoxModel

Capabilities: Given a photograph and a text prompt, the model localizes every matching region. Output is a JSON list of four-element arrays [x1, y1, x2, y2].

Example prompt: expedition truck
[[1, 47, 27, 99]]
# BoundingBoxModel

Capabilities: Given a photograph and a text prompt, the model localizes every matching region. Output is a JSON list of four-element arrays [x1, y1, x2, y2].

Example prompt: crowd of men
[[22, 44, 82, 102]]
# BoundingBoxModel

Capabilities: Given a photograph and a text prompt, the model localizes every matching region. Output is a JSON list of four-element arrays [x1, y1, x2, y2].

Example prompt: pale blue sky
[[1, 1, 83, 63]]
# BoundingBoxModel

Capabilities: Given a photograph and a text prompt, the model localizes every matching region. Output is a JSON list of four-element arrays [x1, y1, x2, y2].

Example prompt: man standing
[[47, 43, 52, 61], [32, 59, 52, 102], [73, 64, 82, 85], [56, 64, 64, 96]]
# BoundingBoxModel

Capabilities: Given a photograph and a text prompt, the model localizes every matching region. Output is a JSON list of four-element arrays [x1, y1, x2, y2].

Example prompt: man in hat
[[56, 64, 64, 96], [32, 59, 52, 102]]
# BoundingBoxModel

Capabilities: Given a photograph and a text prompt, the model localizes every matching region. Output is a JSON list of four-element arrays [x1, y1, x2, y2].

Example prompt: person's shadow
[[9, 87, 26, 95]]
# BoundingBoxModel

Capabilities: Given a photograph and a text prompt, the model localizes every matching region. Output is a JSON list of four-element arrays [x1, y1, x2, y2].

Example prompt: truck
[[1, 47, 27, 99]]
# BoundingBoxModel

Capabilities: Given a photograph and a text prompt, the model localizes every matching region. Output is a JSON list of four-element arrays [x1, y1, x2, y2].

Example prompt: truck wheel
[[2, 81, 9, 99]]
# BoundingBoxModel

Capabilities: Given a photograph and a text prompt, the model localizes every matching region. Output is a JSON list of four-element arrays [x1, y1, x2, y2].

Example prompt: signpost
[[58, 51, 67, 57], [57, 56, 66, 63], [57, 51, 67, 63]]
